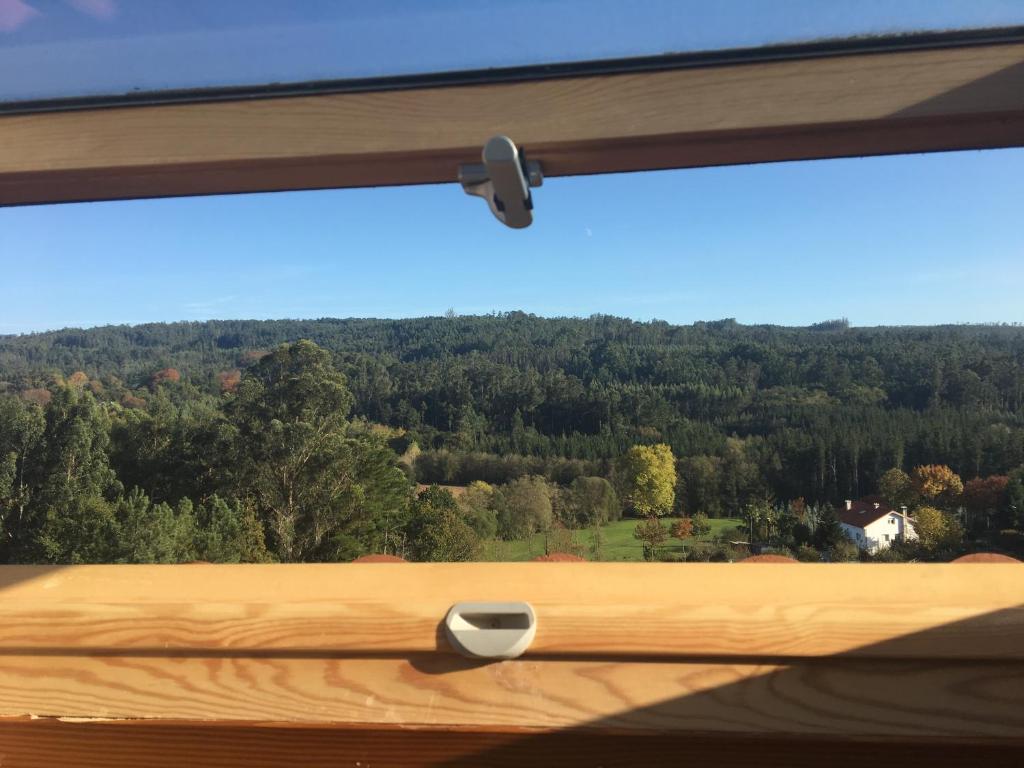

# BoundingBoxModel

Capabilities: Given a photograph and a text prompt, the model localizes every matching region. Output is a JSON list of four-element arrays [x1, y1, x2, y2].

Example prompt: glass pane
[[2, 0, 1023, 105], [1, 148, 1022, 563]]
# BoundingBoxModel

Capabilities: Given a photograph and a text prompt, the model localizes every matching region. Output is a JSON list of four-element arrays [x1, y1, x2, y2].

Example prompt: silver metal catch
[[459, 136, 543, 229]]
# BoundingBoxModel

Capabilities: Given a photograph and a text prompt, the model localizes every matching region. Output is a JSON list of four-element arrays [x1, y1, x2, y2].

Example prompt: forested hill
[[3, 314, 1024, 506]]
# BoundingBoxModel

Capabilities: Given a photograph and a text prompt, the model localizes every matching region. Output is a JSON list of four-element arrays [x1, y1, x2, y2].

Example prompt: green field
[[486, 517, 744, 561]]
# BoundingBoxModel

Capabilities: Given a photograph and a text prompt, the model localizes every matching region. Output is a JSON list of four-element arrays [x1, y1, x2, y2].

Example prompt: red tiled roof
[[837, 500, 898, 528]]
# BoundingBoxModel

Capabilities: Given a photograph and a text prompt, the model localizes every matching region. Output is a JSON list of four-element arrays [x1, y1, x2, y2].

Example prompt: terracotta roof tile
[[837, 500, 898, 528]]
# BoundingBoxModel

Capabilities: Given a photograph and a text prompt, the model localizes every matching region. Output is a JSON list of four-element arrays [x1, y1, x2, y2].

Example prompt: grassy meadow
[[483, 517, 744, 561]]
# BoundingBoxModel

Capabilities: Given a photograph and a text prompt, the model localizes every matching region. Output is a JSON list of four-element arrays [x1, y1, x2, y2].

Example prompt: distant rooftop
[[838, 499, 900, 528]]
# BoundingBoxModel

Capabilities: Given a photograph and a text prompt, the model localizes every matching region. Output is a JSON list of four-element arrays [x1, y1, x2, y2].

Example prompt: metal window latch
[[459, 136, 543, 229]]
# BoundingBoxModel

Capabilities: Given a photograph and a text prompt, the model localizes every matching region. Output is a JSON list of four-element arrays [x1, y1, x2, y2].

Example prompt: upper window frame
[[1, 27, 1024, 207]]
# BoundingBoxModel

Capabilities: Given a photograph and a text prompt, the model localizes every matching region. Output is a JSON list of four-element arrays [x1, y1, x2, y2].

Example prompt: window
[[3, 10, 1024, 766], [3, 154, 1024, 563]]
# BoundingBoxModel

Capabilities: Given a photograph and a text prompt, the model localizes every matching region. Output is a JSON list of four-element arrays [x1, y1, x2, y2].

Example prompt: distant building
[[837, 499, 916, 553]]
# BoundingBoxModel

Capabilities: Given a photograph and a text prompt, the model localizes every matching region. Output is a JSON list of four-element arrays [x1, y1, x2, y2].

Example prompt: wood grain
[[2, 41, 1024, 204], [3, 719, 1022, 768], [1, 655, 1022, 736], [2, 564, 1022, 763], [0, 563, 1021, 660]]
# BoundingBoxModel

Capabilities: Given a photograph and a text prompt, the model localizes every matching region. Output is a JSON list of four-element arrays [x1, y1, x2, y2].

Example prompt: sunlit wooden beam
[[1, 39, 1023, 205]]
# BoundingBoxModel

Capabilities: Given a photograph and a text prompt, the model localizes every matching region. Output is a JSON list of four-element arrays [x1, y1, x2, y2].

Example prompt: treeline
[[3, 314, 1024, 512], [0, 342, 402, 563], [0, 341, 626, 564]]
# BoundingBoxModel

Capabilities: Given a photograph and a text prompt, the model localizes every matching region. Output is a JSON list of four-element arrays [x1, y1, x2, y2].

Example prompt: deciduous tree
[[559, 476, 620, 528], [913, 505, 963, 551], [962, 475, 1009, 514], [458, 480, 498, 539], [911, 465, 963, 507], [633, 516, 669, 561], [216, 369, 242, 393], [961, 474, 1009, 533], [495, 476, 553, 539], [670, 517, 694, 540], [620, 444, 676, 517], [406, 485, 479, 562], [151, 368, 181, 387], [691, 511, 712, 538], [879, 468, 917, 509], [20, 388, 52, 407]]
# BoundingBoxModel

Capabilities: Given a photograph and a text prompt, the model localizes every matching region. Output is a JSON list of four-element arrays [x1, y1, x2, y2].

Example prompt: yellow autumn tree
[[913, 505, 963, 551], [911, 465, 963, 507], [620, 444, 676, 517]]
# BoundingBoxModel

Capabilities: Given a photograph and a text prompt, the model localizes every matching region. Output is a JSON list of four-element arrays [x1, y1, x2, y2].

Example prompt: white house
[[838, 499, 917, 553]]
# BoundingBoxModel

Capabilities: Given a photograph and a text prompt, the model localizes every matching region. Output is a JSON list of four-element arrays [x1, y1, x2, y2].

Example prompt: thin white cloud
[[0, 0, 39, 33], [67, 0, 116, 20]]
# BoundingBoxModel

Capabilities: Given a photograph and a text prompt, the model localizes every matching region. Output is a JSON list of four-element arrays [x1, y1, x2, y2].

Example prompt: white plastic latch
[[444, 601, 537, 659]]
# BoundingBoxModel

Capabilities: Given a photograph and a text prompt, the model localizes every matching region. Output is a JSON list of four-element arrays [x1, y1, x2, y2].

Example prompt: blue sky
[[2, 1, 1023, 333], [2, 0, 1023, 101], [2, 147, 1023, 334]]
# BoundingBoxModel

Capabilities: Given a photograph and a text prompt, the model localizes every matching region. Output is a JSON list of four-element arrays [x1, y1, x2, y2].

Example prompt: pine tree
[[114, 488, 196, 563], [812, 508, 848, 557], [194, 495, 271, 562]]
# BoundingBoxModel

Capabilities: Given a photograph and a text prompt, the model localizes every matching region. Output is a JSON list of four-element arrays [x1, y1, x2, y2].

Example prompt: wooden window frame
[[1, 31, 1024, 206], [2, 562, 1023, 767], [2, 30, 1024, 767]]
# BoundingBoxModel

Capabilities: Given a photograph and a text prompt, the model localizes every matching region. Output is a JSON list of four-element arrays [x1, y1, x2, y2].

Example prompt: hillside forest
[[1, 314, 1023, 563]]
